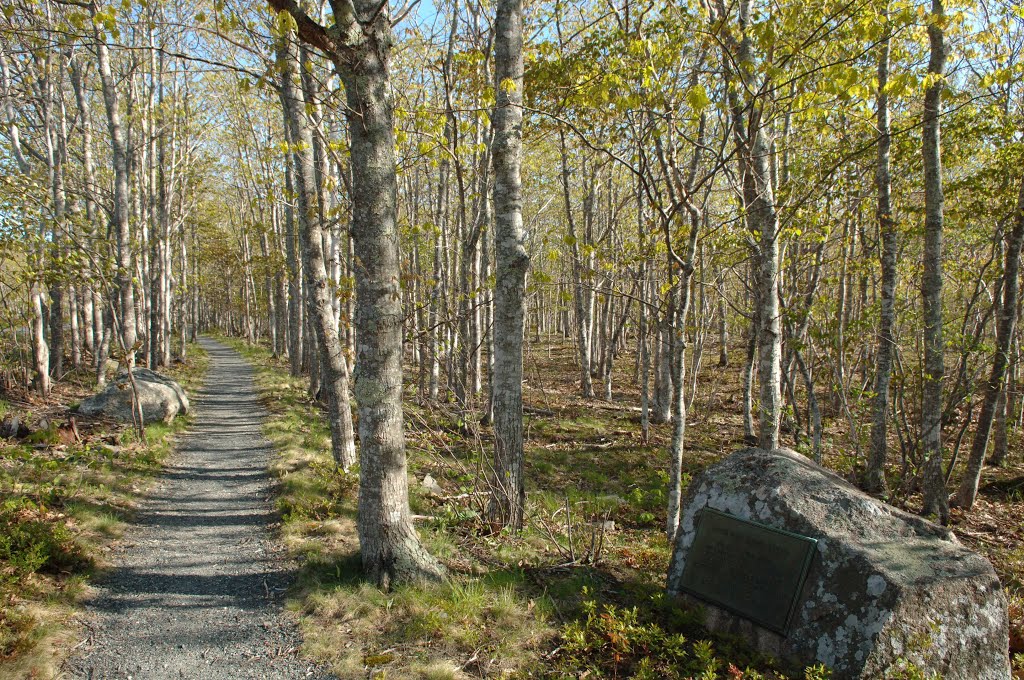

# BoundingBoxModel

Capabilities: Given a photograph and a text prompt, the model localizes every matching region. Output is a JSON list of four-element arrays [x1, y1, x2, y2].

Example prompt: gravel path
[[67, 338, 331, 680]]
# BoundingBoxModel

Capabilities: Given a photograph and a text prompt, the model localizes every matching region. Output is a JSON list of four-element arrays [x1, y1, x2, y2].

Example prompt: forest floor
[[222, 335, 1024, 680], [1, 336, 1021, 678], [0, 349, 207, 678]]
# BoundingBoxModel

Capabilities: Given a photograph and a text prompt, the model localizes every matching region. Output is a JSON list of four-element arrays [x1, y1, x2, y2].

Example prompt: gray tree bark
[[650, 112, 705, 543], [953, 176, 1024, 509], [920, 0, 949, 523], [749, 134, 782, 451], [653, 312, 673, 423], [268, 0, 444, 587], [488, 0, 529, 530], [279, 101, 304, 377], [716, 267, 728, 367], [43, 52, 67, 382], [279, 38, 357, 470], [91, 3, 137, 368], [714, 0, 782, 449], [867, 17, 895, 494], [149, 44, 168, 369], [71, 54, 102, 361], [559, 131, 595, 399], [17, 71, 51, 394], [990, 383, 1009, 466], [3, 52, 50, 395]]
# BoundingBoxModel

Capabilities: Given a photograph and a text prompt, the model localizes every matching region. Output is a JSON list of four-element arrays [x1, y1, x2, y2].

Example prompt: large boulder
[[667, 448, 1010, 680], [78, 368, 190, 425]]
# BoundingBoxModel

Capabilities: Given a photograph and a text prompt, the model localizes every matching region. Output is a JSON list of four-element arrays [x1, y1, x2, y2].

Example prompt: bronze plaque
[[678, 507, 816, 634]]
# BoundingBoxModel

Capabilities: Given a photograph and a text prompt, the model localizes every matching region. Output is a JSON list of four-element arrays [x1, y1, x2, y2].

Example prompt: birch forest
[[1, 0, 1023, 677]]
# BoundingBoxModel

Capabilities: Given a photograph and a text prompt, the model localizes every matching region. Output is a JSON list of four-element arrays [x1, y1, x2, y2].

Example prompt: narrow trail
[[67, 338, 330, 680]]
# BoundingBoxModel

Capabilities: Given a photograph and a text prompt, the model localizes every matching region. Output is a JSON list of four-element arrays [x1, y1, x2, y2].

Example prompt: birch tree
[[488, 0, 529, 529], [90, 0, 137, 369], [954, 176, 1024, 509], [278, 33, 357, 471], [712, 0, 782, 450]]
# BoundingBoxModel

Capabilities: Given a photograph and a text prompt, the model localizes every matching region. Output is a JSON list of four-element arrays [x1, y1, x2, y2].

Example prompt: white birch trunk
[[489, 0, 529, 529]]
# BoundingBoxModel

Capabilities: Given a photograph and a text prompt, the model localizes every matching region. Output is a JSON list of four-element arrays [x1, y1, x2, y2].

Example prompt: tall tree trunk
[[263, 230, 277, 356], [70, 286, 81, 369], [481, 194, 496, 425], [280, 38, 357, 470], [953, 176, 1024, 509], [150, 46, 167, 369], [653, 316, 673, 423], [70, 55, 101, 361], [666, 227, 699, 543], [867, 16, 895, 494], [280, 105, 304, 377], [44, 55, 67, 382], [30, 282, 50, 395], [920, 0, 949, 523], [96, 306, 113, 386], [10, 51, 49, 395], [717, 267, 728, 367], [275, 252, 289, 359], [305, 307, 320, 395], [559, 132, 595, 398], [267, 0, 444, 586], [743, 298, 758, 441], [92, 5, 137, 368], [341, 43, 443, 585], [750, 130, 782, 451], [488, 0, 529, 530], [429, 221, 442, 401], [715, 0, 781, 449], [638, 181, 651, 442], [990, 382, 1009, 466], [160, 62, 174, 368], [179, 225, 189, 360]]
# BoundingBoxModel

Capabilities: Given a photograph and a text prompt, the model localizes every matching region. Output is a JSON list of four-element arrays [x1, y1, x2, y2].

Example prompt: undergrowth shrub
[[550, 589, 820, 679], [555, 597, 689, 678], [1010, 595, 1023, 657], [550, 591, 780, 679], [0, 607, 41, 660], [277, 459, 357, 522], [0, 498, 89, 586]]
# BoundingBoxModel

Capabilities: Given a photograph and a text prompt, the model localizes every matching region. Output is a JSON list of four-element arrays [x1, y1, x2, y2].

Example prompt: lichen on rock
[[666, 447, 1011, 680], [77, 368, 190, 425]]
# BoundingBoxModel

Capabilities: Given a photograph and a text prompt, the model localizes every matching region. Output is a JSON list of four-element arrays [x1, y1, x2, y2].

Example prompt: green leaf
[[686, 83, 711, 113]]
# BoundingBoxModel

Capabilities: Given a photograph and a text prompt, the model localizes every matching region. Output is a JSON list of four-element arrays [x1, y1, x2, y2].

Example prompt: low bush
[[0, 498, 90, 587], [549, 590, 800, 679]]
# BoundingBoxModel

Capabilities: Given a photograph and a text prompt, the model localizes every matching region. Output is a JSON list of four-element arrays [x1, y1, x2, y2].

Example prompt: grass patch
[[294, 561, 551, 678], [0, 345, 208, 677]]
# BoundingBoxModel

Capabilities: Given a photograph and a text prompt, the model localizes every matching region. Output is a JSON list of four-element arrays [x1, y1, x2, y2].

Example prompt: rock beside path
[[78, 367, 190, 424], [667, 447, 1011, 680]]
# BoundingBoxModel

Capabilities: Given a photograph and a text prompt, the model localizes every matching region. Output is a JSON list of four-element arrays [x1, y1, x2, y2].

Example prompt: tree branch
[[265, 0, 336, 57]]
